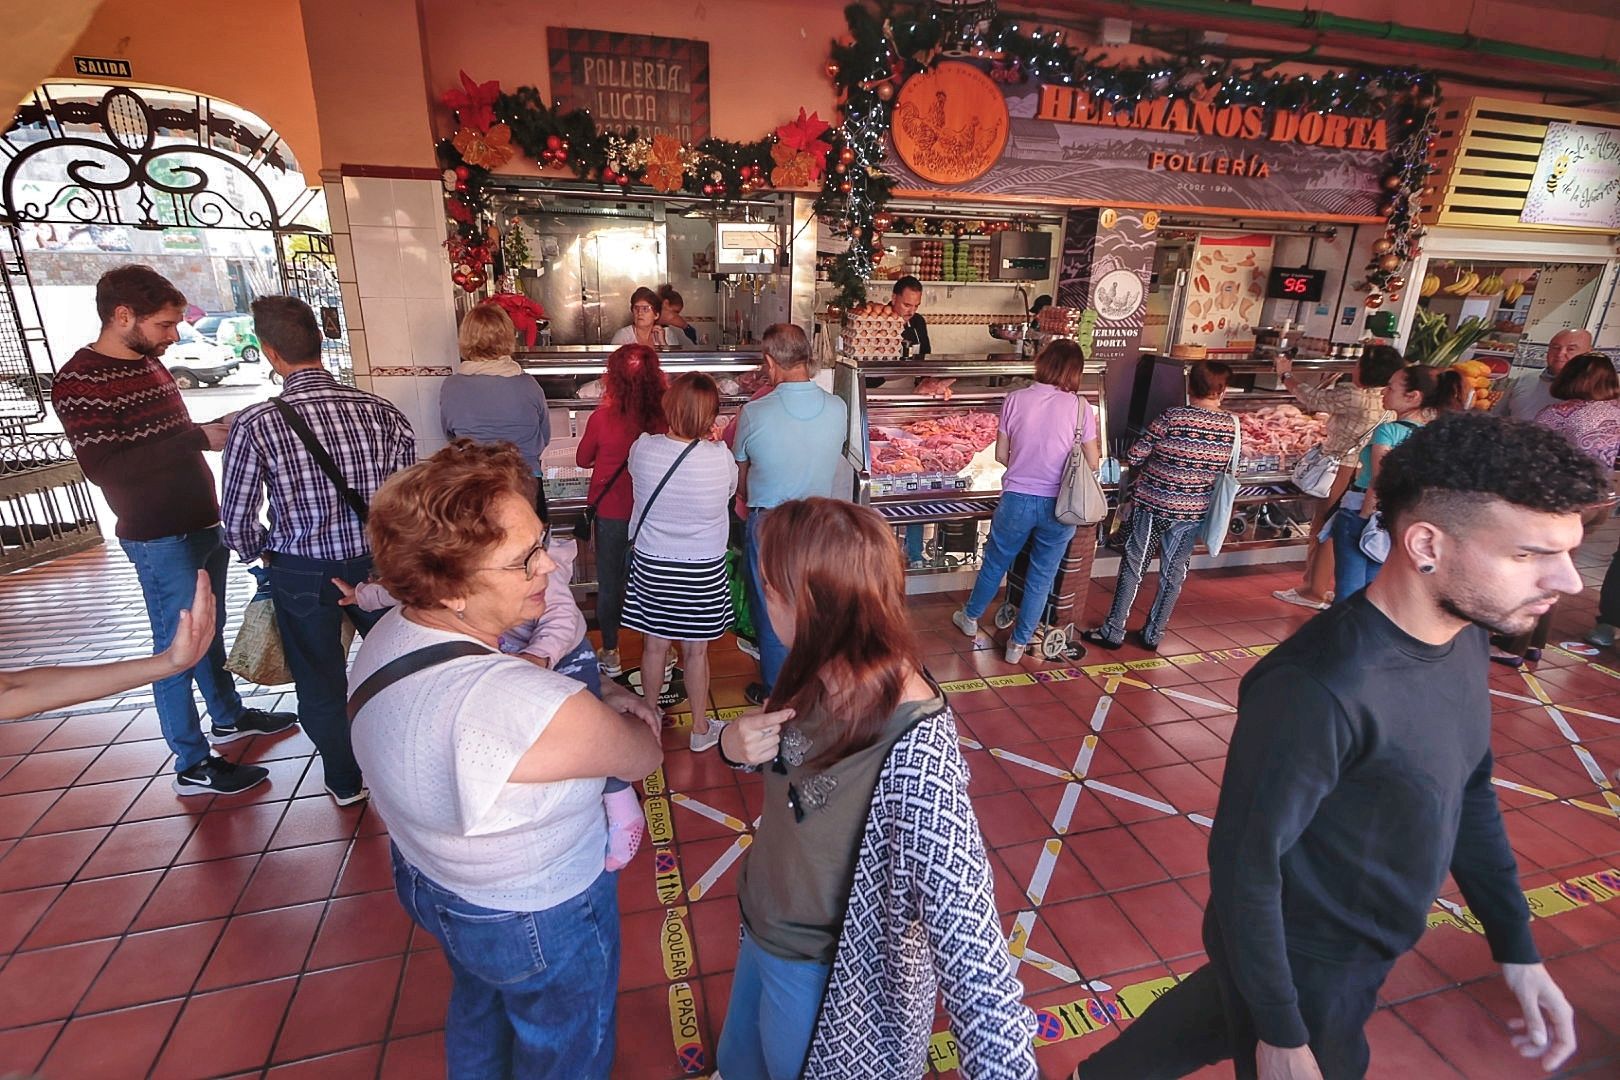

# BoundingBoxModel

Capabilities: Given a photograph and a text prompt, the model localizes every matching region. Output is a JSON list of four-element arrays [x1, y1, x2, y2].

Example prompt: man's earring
[[1419, 564, 1436, 575]]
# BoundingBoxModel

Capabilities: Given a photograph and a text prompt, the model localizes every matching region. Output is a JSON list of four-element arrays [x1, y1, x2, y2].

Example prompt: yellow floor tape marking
[[991, 747, 1075, 781], [670, 792, 749, 833], [667, 981, 707, 1074], [685, 834, 752, 902], [660, 905, 695, 980], [986, 673, 1037, 688]]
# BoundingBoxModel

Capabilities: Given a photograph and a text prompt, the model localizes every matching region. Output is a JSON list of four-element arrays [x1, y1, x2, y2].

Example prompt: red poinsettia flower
[[442, 70, 500, 132], [775, 107, 831, 153]]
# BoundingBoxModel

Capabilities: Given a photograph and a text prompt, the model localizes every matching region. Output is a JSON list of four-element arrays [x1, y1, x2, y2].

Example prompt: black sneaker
[[744, 682, 769, 707], [209, 708, 299, 745], [173, 755, 270, 797]]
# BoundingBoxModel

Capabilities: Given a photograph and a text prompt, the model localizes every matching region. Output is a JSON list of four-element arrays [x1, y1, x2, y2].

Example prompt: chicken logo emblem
[[892, 62, 1009, 184]]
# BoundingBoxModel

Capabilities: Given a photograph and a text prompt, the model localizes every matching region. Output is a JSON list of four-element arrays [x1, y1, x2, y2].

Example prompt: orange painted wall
[[47, 0, 325, 176], [417, 0, 845, 143], [300, 0, 439, 171]]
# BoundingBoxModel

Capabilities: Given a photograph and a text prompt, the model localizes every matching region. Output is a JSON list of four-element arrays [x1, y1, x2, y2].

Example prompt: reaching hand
[[332, 578, 358, 607], [160, 570, 216, 673], [721, 707, 795, 766], [1256, 1042, 1323, 1080], [1503, 962, 1577, 1071], [601, 678, 662, 738]]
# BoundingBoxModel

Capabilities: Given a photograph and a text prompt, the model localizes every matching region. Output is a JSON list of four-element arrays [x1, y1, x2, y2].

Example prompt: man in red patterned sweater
[[53, 265, 296, 796]]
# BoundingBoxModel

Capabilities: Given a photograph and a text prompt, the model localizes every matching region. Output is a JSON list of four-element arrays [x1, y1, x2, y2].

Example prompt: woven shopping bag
[[225, 569, 356, 685]]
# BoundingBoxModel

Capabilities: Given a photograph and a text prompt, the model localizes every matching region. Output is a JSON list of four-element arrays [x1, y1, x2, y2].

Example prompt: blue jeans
[[391, 846, 619, 1080], [904, 523, 925, 563], [744, 509, 788, 691], [1101, 509, 1201, 646], [120, 527, 245, 772], [266, 551, 383, 796], [1330, 508, 1381, 604], [963, 492, 1078, 644], [717, 928, 832, 1080]]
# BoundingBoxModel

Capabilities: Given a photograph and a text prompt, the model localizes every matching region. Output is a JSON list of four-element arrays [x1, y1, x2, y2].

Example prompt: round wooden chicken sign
[[891, 62, 1009, 184]]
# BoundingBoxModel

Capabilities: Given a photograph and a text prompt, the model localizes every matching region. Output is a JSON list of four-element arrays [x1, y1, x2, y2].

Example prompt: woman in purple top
[[952, 340, 1100, 663], [1495, 352, 1620, 665]]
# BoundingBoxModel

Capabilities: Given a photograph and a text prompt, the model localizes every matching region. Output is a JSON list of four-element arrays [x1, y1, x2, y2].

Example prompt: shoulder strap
[[584, 456, 630, 516], [1395, 419, 1422, 431], [1227, 412, 1242, 471], [631, 438, 703, 542], [346, 640, 494, 722], [270, 397, 370, 525]]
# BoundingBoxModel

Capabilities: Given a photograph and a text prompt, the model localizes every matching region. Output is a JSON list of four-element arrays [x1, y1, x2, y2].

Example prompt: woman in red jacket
[[577, 343, 668, 676]]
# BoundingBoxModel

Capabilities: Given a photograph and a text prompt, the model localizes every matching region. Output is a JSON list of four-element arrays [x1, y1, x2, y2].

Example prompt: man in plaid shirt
[[222, 296, 415, 805]]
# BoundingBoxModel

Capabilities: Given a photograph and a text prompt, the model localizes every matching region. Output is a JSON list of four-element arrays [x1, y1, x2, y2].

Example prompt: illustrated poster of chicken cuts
[[1181, 234, 1274, 349]]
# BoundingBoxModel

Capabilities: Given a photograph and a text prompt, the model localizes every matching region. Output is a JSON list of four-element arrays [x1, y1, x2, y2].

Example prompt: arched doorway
[[0, 81, 345, 570], [1, 80, 350, 417]]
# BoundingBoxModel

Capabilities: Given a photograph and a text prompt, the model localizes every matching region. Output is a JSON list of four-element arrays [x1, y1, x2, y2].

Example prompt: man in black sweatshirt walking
[[1075, 412, 1599, 1080]]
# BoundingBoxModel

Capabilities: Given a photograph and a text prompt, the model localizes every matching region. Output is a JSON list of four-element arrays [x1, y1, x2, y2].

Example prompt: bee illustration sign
[[1521, 121, 1620, 230], [891, 62, 1009, 184]]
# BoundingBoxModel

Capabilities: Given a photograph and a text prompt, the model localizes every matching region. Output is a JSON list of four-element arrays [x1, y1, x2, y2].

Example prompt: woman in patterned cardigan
[[714, 498, 1036, 1080]]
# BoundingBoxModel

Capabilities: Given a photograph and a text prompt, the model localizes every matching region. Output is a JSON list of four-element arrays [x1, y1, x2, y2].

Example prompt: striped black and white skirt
[[621, 551, 731, 641]]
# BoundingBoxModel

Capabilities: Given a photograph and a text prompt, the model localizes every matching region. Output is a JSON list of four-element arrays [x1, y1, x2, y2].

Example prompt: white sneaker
[[1004, 640, 1026, 664], [599, 649, 622, 677], [690, 720, 726, 752], [1272, 588, 1329, 611], [952, 609, 979, 639], [736, 637, 760, 660]]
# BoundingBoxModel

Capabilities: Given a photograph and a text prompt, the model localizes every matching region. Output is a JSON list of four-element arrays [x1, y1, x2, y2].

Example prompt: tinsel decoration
[[814, 1, 1441, 309]]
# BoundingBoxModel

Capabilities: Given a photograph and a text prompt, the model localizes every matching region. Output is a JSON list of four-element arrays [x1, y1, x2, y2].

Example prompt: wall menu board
[[546, 28, 710, 143], [1521, 122, 1620, 231]]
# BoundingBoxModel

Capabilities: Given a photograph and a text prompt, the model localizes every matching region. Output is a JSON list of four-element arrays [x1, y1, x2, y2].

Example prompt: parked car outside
[[164, 322, 241, 388], [188, 311, 247, 342], [215, 316, 261, 362]]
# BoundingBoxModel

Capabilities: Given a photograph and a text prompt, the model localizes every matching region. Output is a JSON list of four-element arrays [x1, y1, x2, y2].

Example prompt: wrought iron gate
[[0, 226, 52, 423], [276, 232, 354, 386]]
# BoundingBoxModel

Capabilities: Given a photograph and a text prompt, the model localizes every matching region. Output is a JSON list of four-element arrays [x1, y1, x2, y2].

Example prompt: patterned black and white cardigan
[[802, 705, 1038, 1079]]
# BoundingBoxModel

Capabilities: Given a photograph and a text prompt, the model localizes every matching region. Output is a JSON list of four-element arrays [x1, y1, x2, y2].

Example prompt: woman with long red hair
[[715, 498, 1035, 1080], [576, 343, 667, 676]]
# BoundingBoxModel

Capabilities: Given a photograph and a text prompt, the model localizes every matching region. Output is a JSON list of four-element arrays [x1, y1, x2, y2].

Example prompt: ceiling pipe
[[1057, 0, 1620, 94]]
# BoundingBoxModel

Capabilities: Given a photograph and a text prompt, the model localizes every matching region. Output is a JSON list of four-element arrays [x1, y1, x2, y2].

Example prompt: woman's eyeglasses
[[632, 304, 656, 314], [478, 528, 551, 581]]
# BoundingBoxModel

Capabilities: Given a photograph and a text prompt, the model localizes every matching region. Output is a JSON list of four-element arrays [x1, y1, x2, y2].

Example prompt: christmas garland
[[438, 3, 1439, 311]]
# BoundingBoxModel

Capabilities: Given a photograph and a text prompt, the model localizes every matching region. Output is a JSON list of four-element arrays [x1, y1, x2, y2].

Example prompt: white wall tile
[[347, 328, 370, 376], [339, 283, 363, 329], [412, 374, 448, 449], [350, 226, 402, 299], [406, 292, 458, 368], [399, 227, 451, 301], [359, 297, 410, 369], [369, 375, 419, 420], [342, 177, 397, 229], [332, 234, 356, 285], [393, 178, 445, 230], [322, 181, 349, 233]]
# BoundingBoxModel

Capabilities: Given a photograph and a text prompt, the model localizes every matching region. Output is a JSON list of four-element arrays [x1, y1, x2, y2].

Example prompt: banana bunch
[[1476, 273, 1505, 296], [1420, 273, 1442, 298], [1443, 269, 1480, 296], [1503, 280, 1525, 304]]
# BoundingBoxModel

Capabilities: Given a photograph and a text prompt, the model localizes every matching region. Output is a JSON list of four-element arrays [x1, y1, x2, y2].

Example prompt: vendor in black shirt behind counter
[[892, 275, 930, 357], [1075, 412, 1597, 1080]]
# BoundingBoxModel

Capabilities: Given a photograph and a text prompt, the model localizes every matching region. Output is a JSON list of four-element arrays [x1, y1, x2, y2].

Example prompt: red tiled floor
[[273, 955, 404, 1062], [21, 867, 163, 949], [80, 919, 225, 1012], [1, 539, 1618, 1079], [150, 977, 298, 1080]]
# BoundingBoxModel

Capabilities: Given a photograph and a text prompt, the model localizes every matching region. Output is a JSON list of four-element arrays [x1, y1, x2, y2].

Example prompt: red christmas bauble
[[876, 82, 896, 102], [617, 173, 630, 186], [838, 147, 856, 166], [546, 135, 562, 151], [455, 166, 471, 181]]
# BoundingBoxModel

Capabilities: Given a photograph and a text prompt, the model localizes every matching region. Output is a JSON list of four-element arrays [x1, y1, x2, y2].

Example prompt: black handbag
[[575, 457, 630, 543]]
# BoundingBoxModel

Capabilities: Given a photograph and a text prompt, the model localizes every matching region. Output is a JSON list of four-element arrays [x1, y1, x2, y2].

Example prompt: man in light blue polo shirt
[[735, 322, 849, 701]]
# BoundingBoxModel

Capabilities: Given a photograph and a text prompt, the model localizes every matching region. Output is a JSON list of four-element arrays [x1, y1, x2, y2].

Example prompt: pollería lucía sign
[[1520, 121, 1620, 231]]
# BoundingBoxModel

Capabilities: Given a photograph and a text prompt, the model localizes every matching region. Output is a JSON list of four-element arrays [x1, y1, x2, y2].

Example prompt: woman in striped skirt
[[623, 373, 739, 750]]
